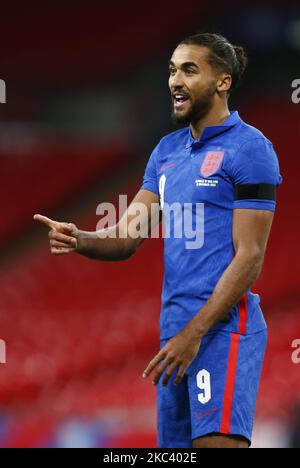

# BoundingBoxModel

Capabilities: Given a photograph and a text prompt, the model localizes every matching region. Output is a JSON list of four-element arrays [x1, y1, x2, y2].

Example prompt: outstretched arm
[[34, 189, 160, 261]]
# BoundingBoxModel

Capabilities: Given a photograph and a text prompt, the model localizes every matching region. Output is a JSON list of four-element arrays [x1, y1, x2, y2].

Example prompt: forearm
[[76, 225, 135, 261], [185, 251, 264, 338]]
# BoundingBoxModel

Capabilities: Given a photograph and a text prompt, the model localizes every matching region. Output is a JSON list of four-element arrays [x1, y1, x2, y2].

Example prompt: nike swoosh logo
[[160, 162, 177, 172]]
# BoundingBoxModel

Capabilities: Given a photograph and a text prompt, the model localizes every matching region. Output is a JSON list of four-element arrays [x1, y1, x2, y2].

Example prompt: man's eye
[[169, 69, 176, 75]]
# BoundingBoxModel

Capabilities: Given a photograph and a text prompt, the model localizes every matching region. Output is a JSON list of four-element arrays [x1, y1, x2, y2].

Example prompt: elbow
[[115, 225, 139, 261], [119, 242, 137, 261], [249, 248, 264, 268], [237, 245, 264, 265], [121, 249, 135, 261], [236, 246, 265, 280], [252, 257, 264, 283]]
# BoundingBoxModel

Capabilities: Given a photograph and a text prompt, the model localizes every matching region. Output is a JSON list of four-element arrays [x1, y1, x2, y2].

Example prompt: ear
[[217, 74, 232, 93]]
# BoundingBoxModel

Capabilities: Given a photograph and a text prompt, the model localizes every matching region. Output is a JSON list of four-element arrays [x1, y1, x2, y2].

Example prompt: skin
[[34, 189, 160, 260], [193, 434, 249, 449], [169, 44, 232, 139], [34, 44, 274, 449]]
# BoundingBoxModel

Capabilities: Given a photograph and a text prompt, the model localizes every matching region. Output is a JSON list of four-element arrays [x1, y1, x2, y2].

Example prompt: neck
[[190, 102, 230, 140]]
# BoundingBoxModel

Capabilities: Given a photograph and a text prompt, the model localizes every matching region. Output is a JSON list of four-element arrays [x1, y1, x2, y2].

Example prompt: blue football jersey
[[141, 111, 282, 340]]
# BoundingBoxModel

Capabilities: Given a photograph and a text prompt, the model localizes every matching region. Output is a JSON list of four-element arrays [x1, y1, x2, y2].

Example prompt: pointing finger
[[33, 214, 60, 230]]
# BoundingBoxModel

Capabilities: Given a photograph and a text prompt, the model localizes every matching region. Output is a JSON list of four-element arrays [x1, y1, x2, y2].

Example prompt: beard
[[171, 83, 216, 126]]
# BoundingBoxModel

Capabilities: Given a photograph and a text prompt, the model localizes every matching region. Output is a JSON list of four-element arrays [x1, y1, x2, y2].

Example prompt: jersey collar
[[185, 111, 241, 148]]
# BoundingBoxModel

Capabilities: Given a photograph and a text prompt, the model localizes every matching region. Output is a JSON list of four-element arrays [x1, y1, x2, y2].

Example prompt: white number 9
[[197, 369, 211, 404]]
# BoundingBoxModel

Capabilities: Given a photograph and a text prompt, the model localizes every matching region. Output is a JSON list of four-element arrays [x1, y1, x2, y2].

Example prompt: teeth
[[174, 94, 187, 102]]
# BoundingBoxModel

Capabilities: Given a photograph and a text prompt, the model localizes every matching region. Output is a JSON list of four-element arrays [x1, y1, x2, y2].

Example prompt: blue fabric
[[141, 111, 282, 340], [157, 329, 267, 448]]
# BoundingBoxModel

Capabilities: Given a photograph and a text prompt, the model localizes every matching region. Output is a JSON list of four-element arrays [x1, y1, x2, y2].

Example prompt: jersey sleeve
[[141, 144, 159, 195], [229, 137, 283, 211]]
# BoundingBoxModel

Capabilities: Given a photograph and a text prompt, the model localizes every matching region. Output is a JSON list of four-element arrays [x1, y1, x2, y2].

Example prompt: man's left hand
[[142, 327, 202, 387]]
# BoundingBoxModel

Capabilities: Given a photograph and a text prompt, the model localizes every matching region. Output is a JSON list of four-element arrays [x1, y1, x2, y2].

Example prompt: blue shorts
[[157, 329, 267, 448]]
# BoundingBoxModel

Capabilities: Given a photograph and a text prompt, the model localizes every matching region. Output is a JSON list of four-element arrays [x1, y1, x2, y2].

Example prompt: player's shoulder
[[236, 119, 274, 150], [225, 117, 281, 177]]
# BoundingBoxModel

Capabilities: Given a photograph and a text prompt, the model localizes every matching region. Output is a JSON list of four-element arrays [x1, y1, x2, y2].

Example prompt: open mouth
[[173, 93, 190, 109]]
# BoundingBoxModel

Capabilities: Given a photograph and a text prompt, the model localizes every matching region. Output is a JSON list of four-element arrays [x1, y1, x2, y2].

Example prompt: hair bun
[[233, 45, 248, 81]]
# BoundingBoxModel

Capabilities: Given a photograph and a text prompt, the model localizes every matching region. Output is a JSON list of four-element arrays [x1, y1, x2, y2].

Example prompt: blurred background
[[0, 0, 299, 448]]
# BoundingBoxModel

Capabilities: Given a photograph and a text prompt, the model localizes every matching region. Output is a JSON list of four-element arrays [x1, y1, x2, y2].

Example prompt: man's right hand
[[33, 189, 160, 261], [33, 214, 79, 255]]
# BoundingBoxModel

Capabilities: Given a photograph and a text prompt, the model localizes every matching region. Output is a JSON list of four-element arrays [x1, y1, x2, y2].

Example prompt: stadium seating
[[0, 141, 131, 245], [0, 2, 210, 82], [0, 208, 162, 447]]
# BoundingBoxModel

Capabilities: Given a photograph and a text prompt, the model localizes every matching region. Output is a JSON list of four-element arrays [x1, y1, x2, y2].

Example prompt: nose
[[169, 70, 184, 91]]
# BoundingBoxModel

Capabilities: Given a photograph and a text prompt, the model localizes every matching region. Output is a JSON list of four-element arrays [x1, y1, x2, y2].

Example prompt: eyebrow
[[169, 60, 200, 69]]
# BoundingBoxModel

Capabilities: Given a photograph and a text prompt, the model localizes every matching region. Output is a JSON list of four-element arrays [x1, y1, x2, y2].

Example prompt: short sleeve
[[229, 138, 283, 212], [141, 145, 159, 195]]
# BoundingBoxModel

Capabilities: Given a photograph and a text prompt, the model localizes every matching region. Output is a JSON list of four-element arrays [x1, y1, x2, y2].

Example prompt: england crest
[[200, 151, 225, 178]]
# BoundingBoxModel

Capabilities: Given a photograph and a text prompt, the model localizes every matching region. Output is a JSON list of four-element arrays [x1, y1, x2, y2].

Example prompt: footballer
[[34, 33, 282, 448]]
